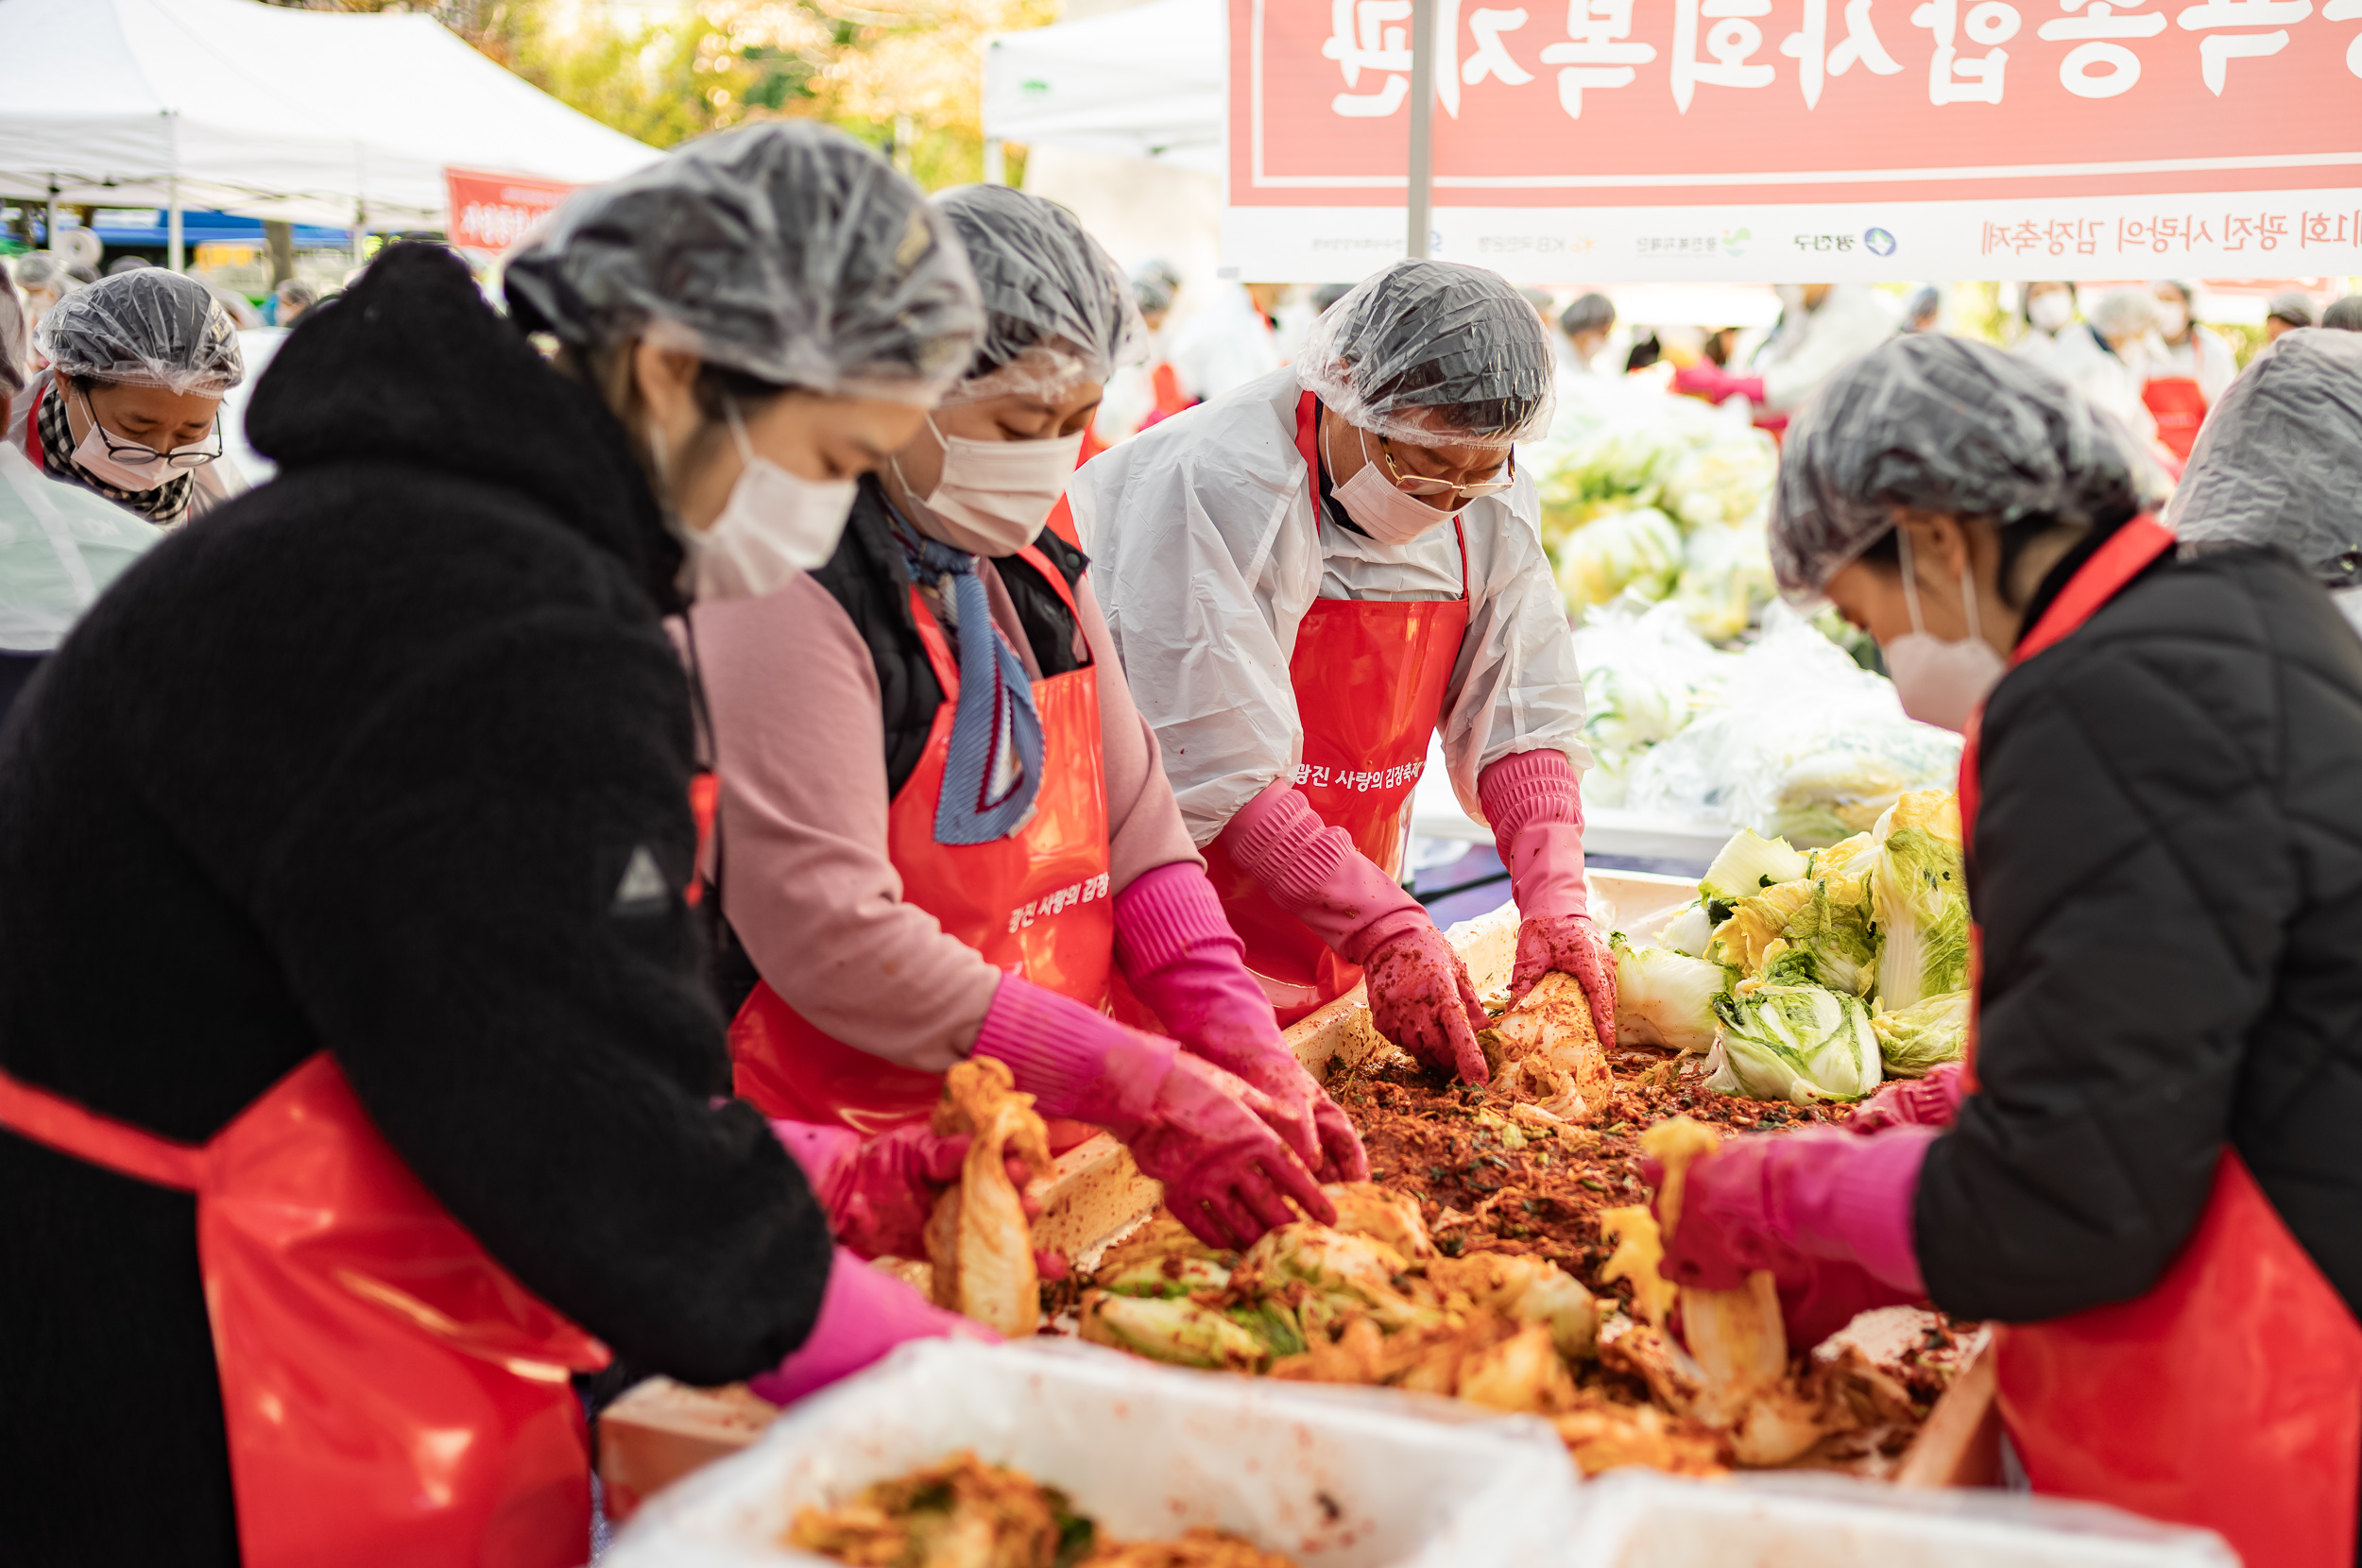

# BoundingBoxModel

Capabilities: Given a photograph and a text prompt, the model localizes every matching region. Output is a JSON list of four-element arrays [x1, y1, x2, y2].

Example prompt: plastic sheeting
[[1073, 366, 1588, 844], [2168, 330, 2362, 588], [504, 124, 982, 405], [1299, 262, 1555, 452], [933, 185, 1143, 404], [36, 269, 243, 396], [1772, 335, 2151, 598], [0, 445, 160, 654]]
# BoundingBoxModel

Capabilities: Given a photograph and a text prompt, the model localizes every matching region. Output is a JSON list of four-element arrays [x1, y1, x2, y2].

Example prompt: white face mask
[[2154, 301, 2189, 340], [2028, 291, 2075, 333], [1326, 419, 1457, 546], [1880, 528, 2008, 733], [664, 398, 857, 603], [894, 415, 1083, 557], [71, 389, 213, 493]]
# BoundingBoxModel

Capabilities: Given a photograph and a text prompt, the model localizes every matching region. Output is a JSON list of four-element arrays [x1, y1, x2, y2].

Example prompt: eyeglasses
[[80, 389, 222, 471], [1375, 435, 1516, 504]]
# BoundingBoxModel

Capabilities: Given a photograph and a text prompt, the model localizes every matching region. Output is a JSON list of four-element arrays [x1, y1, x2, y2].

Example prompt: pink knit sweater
[[689, 563, 1200, 1072]]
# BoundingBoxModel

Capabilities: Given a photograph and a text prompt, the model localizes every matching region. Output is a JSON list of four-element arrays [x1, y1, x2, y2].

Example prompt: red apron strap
[[0, 1065, 209, 1191], [1012, 540, 1084, 620], [24, 394, 44, 473], [2010, 515, 2175, 667], [906, 582, 962, 695]]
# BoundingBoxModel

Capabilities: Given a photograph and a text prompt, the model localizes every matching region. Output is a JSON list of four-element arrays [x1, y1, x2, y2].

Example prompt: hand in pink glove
[[974, 975, 1335, 1250], [1220, 781, 1486, 1084], [1645, 1125, 1934, 1350], [770, 1120, 1042, 1262], [1478, 751, 1619, 1038], [749, 1246, 995, 1406], [1671, 363, 1767, 406], [1114, 861, 1369, 1182], [1848, 1063, 1968, 1134]]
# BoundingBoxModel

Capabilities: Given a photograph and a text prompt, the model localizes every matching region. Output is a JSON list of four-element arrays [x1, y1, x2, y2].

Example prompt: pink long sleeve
[[688, 564, 1196, 1074]]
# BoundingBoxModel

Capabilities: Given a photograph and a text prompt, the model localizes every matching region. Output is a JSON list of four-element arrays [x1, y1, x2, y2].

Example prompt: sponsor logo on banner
[[1863, 227, 1898, 256]]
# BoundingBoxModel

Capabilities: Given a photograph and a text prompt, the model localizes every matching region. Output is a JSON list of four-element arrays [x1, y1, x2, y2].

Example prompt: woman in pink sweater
[[692, 187, 1361, 1251]]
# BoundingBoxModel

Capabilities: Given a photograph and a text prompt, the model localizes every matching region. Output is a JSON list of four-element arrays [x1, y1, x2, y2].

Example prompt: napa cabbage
[[1871, 990, 1971, 1078], [1870, 790, 1970, 1011]]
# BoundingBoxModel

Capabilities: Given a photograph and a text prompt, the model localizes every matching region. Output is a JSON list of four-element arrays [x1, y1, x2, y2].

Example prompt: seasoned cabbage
[[1872, 990, 1971, 1078]]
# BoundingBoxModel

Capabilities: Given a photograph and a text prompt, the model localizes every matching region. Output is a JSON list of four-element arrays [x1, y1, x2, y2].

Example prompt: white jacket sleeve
[[1759, 285, 1899, 413], [1437, 470, 1592, 820], [1081, 372, 1322, 844]]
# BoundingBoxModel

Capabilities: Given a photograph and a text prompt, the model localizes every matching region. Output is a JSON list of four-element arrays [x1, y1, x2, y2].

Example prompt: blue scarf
[[889, 513, 1045, 844]]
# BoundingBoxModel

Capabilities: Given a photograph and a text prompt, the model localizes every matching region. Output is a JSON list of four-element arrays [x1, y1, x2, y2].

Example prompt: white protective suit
[[1070, 366, 1590, 845], [2012, 322, 2162, 450], [1754, 283, 1897, 413], [0, 442, 159, 655]]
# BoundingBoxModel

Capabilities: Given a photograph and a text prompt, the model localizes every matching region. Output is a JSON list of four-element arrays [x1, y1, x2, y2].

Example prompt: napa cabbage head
[[1707, 961, 1883, 1103], [1871, 990, 1970, 1078], [1770, 872, 1878, 997], [1613, 937, 1731, 1053], [1553, 506, 1684, 611], [1870, 790, 1970, 1010]]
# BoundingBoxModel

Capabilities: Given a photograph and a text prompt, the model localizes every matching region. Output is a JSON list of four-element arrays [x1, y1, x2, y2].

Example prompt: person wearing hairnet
[[2170, 329, 2362, 639], [1669, 282, 1893, 429], [1558, 291, 1617, 374], [2266, 288, 2317, 340], [2325, 294, 2362, 332], [696, 185, 1353, 1253], [10, 251, 81, 369], [1640, 334, 2362, 1568], [1094, 259, 1194, 443], [5, 267, 249, 526], [1077, 260, 1607, 1087], [2141, 280, 2237, 463], [0, 261, 160, 724], [0, 123, 1001, 1566]]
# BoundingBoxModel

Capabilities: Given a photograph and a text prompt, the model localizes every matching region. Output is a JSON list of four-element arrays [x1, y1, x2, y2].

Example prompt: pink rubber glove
[[1672, 363, 1767, 405], [1220, 780, 1487, 1083], [771, 1119, 1043, 1262], [1480, 750, 1618, 1035], [1647, 1126, 1934, 1349], [1114, 861, 1368, 1183], [973, 975, 1335, 1250], [749, 1246, 996, 1406], [1849, 1063, 1968, 1134]]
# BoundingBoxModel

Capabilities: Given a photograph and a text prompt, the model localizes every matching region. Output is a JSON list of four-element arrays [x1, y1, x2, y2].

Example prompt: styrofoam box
[[603, 1338, 1580, 1567], [1563, 1471, 2239, 1568]]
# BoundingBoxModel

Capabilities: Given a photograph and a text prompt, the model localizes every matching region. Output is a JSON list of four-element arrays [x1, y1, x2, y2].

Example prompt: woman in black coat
[[1649, 335, 2362, 1567], [0, 124, 984, 1566]]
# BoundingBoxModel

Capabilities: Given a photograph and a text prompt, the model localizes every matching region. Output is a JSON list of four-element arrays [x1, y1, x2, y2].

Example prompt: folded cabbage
[[925, 1058, 1056, 1336]]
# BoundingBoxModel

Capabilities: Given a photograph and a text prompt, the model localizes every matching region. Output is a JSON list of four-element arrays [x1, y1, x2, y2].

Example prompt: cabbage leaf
[[1614, 939, 1732, 1053], [1871, 990, 1970, 1078], [1706, 963, 1883, 1103], [1870, 790, 1970, 1011]]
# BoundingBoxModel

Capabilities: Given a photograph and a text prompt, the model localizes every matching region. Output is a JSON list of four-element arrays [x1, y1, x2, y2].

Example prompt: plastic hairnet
[[1771, 334, 2148, 598], [11, 252, 81, 301], [2325, 295, 2362, 332], [1298, 260, 1554, 451], [2266, 289, 2317, 328], [2168, 331, 2362, 588], [2086, 287, 2156, 340], [504, 121, 983, 404], [1132, 259, 1181, 317], [0, 264, 27, 398], [1559, 292, 1615, 336], [34, 268, 244, 396], [930, 184, 1144, 406]]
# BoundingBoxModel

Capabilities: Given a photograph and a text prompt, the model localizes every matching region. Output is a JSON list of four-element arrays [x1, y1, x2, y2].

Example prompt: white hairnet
[[2168, 331, 2362, 588], [1297, 260, 1554, 451], [931, 184, 1144, 406], [1772, 334, 2148, 598], [2086, 287, 2157, 341], [35, 267, 245, 397], [504, 122, 984, 404], [11, 252, 81, 304], [0, 263, 28, 399]]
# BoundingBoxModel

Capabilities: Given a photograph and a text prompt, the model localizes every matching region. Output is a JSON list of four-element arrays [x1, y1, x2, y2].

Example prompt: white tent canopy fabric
[[983, 0, 1221, 176], [0, 0, 659, 230]]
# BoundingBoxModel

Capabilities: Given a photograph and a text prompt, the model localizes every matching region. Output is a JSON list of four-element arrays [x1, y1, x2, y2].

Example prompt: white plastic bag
[[1567, 599, 1737, 806], [1564, 1469, 2238, 1568], [603, 1338, 1580, 1568]]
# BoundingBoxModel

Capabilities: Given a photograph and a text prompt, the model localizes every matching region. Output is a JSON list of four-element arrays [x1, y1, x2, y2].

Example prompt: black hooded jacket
[[1917, 531, 2362, 1333], [0, 246, 831, 1564]]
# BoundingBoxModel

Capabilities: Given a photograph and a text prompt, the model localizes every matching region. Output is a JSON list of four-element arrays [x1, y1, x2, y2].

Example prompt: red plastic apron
[[0, 1053, 610, 1568], [2140, 374, 2209, 463], [728, 544, 1115, 1134], [1958, 515, 2362, 1566], [1198, 391, 1472, 1024]]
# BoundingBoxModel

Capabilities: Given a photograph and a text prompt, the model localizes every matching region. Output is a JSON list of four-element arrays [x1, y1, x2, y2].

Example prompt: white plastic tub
[[1562, 1470, 2239, 1568], [602, 1338, 1580, 1567]]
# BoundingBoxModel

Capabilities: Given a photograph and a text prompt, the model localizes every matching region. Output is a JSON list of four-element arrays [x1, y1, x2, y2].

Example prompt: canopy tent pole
[[351, 143, 368, 270], [1404, 0, 1434, 261], [984, 137, 1006, 185], [44, 178, 58, 250], [167, 110, 184, 270]]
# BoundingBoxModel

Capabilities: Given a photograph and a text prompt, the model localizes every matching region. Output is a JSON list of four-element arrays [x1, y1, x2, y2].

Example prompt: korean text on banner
[[445, 168, 578, 253], [1225, 0, 2362, 281]]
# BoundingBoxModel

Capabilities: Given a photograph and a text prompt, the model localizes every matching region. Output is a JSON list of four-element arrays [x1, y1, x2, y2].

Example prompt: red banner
[[1224, 0, 2362, 280], [444, 168, 577, 253]]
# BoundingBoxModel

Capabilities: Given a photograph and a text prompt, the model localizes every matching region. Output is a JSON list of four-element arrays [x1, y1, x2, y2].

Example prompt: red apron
[[2141, 374, 2209, 463], [1198, 391, 1472, 1024], [1958, 515, 2362, 1566], [728, 544, 1115, 1134], [0, 1053, 610, 1568]]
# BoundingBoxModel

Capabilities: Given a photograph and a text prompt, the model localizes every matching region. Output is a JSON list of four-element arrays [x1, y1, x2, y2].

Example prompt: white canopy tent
[[982, 0, 1222, 177], [0, 0, 658, 259]]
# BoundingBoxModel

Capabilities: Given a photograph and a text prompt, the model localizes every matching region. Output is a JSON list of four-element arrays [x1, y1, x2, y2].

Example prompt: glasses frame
[[78, 387, 222, 473], [1375, 435, 1516, 505]]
